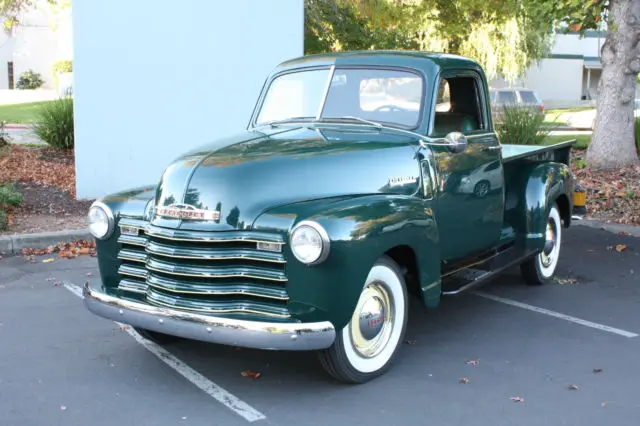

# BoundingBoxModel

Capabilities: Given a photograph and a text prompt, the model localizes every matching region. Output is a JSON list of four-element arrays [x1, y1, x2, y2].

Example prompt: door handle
[[482, 145, 502, 151]]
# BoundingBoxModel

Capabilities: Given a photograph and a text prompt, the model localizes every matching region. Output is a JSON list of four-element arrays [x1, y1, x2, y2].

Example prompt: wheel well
[[385, 245, 420, 297], [555, 194, 571, 227]]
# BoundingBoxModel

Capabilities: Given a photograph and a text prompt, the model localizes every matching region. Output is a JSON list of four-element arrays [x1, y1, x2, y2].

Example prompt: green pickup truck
[[83, 51, 579, 384]]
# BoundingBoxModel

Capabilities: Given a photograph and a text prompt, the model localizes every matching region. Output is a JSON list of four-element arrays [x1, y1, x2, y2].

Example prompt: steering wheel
[[373, 104, 410, 113]]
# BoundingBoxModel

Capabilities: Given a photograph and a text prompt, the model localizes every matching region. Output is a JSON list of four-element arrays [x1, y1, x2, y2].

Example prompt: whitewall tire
[[318, 255, 408, 384], [520, 204, 562, 285]]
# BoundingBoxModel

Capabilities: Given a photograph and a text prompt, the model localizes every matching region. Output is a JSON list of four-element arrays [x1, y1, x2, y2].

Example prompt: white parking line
[[63, 281, 267, 423], [473, 291, 639, 338]]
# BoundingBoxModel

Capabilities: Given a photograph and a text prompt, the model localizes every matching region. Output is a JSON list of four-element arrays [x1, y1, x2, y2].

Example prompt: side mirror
[[444, 131, 468, 154]]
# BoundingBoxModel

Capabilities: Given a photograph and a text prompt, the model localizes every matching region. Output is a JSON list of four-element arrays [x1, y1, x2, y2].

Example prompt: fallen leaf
[[459, 377, 470, 384], [42, 258, 54, 263], [593, 368, 603, 373], [119, 324, 129, 330], [510, 397, 524, 403], [616, 244, 627, 252], [465, 360, 479, 365], [241, 370, 261, 379], [568, 384, 579, 390]]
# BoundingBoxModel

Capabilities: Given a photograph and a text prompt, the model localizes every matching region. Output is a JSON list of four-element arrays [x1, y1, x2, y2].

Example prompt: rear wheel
[[318, 256, 408, 384], [520, 204, 562, 285], [133, 327, 184, 345]]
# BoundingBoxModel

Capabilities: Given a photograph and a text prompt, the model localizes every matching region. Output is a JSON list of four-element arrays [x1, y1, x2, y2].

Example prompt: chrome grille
[[115, 218, 290, 319]]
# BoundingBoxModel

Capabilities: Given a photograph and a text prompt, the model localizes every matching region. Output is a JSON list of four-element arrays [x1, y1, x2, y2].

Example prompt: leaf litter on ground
[[21, 240, 96, 259], [572, 150, 640, 225]]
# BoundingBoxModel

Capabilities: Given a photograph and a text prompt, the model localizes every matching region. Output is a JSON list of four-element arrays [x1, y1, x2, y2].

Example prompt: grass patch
[[545, 106, 595, 115], [542, 134, 590, 149], [0, 101, 57, 123]]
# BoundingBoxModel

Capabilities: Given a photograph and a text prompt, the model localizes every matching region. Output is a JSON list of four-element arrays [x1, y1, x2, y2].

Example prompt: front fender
[[92, 185, 157, 290], [505, 162, 575, 251], [252, 194, 440, 331]]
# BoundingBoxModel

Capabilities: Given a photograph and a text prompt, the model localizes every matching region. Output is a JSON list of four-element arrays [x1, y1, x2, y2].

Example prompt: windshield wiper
[[259, 117, 316, 127], [319, 116, 382, 129]]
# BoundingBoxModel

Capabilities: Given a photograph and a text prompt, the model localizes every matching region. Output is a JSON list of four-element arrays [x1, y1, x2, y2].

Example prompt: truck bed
[[501, 140, 575, 165]]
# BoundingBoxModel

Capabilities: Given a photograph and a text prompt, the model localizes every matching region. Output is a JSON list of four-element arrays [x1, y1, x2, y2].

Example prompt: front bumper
[[82, 282, 336, 350]]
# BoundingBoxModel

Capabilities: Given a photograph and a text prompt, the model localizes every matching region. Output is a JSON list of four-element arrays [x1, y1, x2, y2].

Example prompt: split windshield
[[255, 67, 424, 129]]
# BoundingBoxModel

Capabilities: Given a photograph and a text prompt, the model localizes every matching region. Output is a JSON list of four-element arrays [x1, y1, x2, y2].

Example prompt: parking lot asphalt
[[1, 222, 639, 426]]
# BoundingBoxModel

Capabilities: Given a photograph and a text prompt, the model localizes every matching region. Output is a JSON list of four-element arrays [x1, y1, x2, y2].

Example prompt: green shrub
[[16, 69, 44, 90], [0, 183, 23, 231], [33, 97, 74, 149], [495, 104, 549, 145]]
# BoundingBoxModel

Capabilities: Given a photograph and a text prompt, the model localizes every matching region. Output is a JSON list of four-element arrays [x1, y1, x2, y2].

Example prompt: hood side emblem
[[155, 203, 220, 221], [388, 176, 417, 187]]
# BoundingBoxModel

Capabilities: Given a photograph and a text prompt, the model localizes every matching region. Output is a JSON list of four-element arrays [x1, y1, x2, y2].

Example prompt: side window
[[431, 75, 485, 137], [497, 90, 517, 105]]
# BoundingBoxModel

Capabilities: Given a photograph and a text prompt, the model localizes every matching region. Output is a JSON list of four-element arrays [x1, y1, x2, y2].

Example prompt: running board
[[441, 246, 534, 296]]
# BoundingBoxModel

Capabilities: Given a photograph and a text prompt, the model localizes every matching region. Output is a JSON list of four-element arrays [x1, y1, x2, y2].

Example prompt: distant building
[[489, 29, 607, 108], [0, 0, 72, 91]]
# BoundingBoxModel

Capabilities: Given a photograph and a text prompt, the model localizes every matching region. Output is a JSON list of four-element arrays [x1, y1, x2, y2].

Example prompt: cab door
[[429, 71, 505, 263]]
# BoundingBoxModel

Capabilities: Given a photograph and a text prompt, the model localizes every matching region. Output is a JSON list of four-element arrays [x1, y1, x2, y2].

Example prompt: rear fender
[[505, 162, 575, 251], [252, 194, 441, 330]]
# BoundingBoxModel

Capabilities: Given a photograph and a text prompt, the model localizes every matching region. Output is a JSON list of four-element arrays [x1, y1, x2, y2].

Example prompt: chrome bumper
[[82, 282, 336, 350]]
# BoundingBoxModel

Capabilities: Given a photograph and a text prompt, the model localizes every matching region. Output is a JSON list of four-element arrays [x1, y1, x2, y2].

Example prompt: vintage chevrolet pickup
[[83, 51, 579, 384]]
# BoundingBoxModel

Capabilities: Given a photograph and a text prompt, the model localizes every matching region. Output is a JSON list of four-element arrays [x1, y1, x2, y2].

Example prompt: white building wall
[[73, 0, 304, 199], [524, 58, 584, 108], [0, 0, 72, 90]]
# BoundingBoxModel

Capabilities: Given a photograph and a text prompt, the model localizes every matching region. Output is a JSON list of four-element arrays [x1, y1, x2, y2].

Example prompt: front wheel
[[318, 256, 408, 384], [520, 204, 562, 285]]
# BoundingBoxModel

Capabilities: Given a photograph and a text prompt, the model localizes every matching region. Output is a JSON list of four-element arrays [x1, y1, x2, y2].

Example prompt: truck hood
[[150, 125, 422, 231]]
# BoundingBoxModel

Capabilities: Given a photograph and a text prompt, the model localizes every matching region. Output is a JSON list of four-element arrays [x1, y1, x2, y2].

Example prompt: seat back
[[433, 112, 478, 136]]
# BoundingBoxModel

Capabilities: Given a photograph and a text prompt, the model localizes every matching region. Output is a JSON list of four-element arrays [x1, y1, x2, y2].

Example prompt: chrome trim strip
[[145, 226, 285, 244], [118, 234, 147, 247], [145, 242, 286, 264], [147, 274, 289, 301], [146, 291, 291, 319], [117, 279, 148, 294], [117, 249, 148, 263], [118, 264, 148, 279], [316, 65, 335, 119], [146, 262, 287, 282], [83, 282, 336, 350]]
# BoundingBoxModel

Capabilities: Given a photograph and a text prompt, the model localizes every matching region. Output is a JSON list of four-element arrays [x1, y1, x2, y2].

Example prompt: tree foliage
[[304, 0, 557, 83], [0, 0, 68, 30]]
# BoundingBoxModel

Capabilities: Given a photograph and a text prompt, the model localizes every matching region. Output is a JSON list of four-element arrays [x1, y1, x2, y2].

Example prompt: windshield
[[255, 67, 424, 129]]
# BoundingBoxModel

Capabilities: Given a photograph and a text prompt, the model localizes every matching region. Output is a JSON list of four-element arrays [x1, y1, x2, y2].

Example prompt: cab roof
[[272, 50, 485, 76]]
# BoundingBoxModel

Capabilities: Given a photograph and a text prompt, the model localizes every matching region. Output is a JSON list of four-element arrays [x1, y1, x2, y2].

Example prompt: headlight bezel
[[87, 201, 115, 240], [289, 220, 330, 265]]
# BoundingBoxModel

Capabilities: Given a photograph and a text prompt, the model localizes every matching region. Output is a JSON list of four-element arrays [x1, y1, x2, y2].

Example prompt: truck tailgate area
[[501, 140, 575, 165]]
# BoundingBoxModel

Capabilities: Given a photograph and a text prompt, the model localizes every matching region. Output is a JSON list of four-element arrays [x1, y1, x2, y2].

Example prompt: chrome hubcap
[[350, 282, 394, 358], [541, 218, 557, 267]]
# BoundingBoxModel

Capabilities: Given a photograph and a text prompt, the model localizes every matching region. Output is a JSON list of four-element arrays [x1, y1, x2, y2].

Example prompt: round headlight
[[290, 221, 330, 265], [87, 201, 114, 240]]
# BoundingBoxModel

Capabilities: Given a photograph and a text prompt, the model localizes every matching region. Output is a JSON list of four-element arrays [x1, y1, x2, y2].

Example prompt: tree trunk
[[587, 0, 640, 170]]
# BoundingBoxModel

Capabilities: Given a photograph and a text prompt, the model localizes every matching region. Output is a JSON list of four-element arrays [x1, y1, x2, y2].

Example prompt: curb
[[3, 123, 32, 129], [0, 228, 92, 256], [573, 218, 640, 237]]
